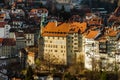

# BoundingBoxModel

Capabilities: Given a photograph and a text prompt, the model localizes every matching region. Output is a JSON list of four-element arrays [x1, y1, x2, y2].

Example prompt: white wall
[[0, 28, 5, 38]]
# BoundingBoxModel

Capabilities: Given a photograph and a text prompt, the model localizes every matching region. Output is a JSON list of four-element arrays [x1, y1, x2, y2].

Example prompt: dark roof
[[2, 38, 16, 46]]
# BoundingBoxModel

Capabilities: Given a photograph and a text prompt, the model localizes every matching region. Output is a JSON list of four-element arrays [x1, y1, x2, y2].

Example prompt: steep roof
[[42, 21, 87, 37], [71, 22, 87, 33], [86, 30, 99, 39]]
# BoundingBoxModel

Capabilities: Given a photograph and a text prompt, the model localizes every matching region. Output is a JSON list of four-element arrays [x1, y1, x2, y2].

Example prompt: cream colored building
[[27, 52, 35, 66], [25, 33, 34, 47], [39, 21, 87, 65]]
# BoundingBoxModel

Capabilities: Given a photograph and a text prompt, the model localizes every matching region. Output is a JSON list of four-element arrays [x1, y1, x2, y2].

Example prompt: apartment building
[[15, 31, 26, 53], [1, 38, 16, 58], [39, 21, 87, 65], [0, 22, 11, 38], [24, 29, 35, 46], [83, 29, 101, 70]]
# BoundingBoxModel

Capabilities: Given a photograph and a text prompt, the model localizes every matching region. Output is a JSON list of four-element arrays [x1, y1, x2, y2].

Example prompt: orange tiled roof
[[0, 38, 3, 43], [42, 22, 87, 37], [30, 8, 48, 13], [97, 35, 107, 42], [86, 30, 99, 39], [108, 29, 118, 37], [71, 22, 87, 33], [0, 13, 5, 17], [28, 52, 35, 57], [43, 22, 57, 32], [17, 0, 23, 2]]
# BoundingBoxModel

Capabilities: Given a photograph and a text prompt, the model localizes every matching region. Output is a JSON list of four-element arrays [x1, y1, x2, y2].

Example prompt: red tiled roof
[[2, 38, 16, 46], [0, 38, 3, 43], [0, 22, 7, 28]]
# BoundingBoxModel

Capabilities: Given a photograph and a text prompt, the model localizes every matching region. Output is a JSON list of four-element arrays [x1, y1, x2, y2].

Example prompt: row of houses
[[0, 7, 49, 58], [39, 8, 120, 71]]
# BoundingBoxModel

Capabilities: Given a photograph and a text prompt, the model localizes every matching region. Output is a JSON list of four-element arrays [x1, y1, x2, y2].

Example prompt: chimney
[[54, 20, 57, 26]]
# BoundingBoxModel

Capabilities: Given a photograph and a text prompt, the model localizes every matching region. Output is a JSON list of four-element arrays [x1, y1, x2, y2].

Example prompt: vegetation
[[25, 66, 34, 80]]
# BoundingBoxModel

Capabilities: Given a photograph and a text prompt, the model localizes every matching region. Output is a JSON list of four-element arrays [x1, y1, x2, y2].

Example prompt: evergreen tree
[[100, 72, 107, 80], [25, 66, 34, 80]]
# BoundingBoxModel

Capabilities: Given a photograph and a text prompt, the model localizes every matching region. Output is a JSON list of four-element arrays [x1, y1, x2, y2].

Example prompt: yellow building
[[39, 21, 87, 65]]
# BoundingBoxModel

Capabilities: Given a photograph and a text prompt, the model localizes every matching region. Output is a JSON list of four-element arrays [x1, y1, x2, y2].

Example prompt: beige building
[[25, 32, 34, 47], [39, 21, 87, 65], [27, 52, 35, 66]]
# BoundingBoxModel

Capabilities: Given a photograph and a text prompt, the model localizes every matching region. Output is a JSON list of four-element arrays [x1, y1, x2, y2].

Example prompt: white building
[[83, 30, 101, 70], [0, 22, 11, 38]]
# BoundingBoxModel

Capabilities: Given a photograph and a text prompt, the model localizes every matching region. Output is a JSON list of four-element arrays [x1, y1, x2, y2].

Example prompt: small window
[[55, 50, 57, 52]]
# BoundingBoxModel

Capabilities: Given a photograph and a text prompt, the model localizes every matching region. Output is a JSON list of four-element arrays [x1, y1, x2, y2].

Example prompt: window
[[74, 43, 77, 45], [56, 45, 57, 48], [55, 50, 57, 52], [51, 50, 52, 52]]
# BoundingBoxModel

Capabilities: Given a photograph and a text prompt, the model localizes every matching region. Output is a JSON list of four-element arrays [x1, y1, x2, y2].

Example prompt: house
[[27, 52, 35, 66], [24, 29, 35, 47], [1, 38, 16, 58], [0, 22, 11, 38], [10, 9, 25, 17], [29, 8, 48, 18], [11, 20, 23, 28], [39, 21, 87, 65], [15, 30, 26, 52], [29, 8, 48, 25], [106, 28, 118, 54], [83, 29, 101, 70]]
